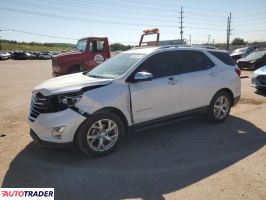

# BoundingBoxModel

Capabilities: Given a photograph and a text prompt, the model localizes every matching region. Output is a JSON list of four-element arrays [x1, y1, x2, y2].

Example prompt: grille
[[29, 93, 49, 122], [257, 75, 266, 85]]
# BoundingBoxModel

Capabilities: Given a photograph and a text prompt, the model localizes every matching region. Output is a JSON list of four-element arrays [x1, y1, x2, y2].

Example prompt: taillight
[[235, 67, 241, 77]]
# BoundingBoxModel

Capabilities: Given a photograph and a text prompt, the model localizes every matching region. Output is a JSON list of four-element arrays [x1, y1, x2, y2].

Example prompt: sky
[[0, 0, 265, 45]]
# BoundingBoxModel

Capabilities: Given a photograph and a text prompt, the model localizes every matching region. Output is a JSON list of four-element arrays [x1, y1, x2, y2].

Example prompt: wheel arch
[[93, 107, 129, 131], [212, 88, 234, 106], [73, 107, 129, 144]]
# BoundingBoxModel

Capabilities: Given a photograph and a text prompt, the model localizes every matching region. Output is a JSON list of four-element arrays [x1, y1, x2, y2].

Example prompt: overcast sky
[[0, 0, 265, 45]]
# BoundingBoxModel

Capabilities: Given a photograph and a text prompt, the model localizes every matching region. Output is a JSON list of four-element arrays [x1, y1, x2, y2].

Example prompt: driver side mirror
[[134, 72, 153, 82]]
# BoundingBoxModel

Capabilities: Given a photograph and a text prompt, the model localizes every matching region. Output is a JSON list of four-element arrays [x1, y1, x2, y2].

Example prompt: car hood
[[254, 66, 266, 76], [33, 72, 113, 96], [55, 51, 81, 58], [230, 52, 244, 57]]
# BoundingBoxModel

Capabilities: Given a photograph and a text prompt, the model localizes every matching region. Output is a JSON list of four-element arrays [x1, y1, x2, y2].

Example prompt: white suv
[[28, 46, 241, 156]]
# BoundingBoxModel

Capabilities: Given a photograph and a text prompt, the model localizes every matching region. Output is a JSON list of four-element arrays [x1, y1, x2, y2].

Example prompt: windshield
[[75, 39, 87, 52], [245, 50, 266, 60], [87, 53, 145, 79]]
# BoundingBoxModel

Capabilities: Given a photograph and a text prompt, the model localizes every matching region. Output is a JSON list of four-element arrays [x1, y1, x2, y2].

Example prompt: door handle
[[209, 72, 217, 77]]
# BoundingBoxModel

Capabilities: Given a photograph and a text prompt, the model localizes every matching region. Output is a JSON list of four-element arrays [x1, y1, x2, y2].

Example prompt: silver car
[[252, 65, 266, 90]]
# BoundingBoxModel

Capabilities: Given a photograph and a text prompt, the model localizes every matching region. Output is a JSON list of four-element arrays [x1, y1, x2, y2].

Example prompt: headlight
[[57, 94, 82, 107]]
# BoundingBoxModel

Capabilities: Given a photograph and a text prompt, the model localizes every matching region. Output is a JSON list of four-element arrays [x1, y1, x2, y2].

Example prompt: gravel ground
[[0, 59, 265, 200]]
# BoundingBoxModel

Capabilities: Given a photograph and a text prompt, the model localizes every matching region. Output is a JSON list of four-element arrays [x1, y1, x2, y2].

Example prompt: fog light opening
[[51, 126, 65, 139]]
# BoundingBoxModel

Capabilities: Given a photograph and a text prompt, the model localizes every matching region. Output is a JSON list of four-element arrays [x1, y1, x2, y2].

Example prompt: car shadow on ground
[[2, 116, 266, 200], [255, 89, 266, 97]]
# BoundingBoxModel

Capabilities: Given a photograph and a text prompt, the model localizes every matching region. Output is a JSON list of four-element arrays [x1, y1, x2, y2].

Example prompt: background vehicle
[[139, 28, 160, 47], [252, 65, 266, 90], [28, 46, 241, 156], [237, 50, 266, 69], [230, 47, 255, 62], [52, 37, 111, 77], [13, 51, 34, 60], [39, 52, 52, 59], [0, 52, 9, 60]]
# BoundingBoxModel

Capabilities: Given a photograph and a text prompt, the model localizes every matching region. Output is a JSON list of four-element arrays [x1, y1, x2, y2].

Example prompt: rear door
[[176, 50, 220, 111], [130, 51, 182, 124]]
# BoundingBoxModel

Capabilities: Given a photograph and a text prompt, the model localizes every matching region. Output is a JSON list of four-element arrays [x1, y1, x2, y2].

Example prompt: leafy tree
[[110, 43, 133, 51], [232, 38, 245, 46]]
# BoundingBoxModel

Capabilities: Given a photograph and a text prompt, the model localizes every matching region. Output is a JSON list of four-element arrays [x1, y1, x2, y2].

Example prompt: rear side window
[[177, 50, 214, 73], [89, 40, 104, 52], [208, 51, 235, 66], [138, 51, 175, 78]]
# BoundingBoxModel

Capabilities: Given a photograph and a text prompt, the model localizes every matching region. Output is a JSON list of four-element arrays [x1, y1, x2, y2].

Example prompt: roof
[[78, 37, 108, 41], [125, 45, 228, 55]]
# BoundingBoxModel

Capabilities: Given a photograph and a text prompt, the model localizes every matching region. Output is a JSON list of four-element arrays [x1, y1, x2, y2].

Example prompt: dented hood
[[33, 72, 113, 96]]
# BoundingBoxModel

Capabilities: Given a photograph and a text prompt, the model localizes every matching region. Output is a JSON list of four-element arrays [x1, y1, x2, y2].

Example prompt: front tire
[[208, 91, 232, 122], [76, 112, 125, 156]]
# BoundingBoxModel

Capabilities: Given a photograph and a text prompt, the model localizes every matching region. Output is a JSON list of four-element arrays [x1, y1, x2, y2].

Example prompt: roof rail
[[158, 44, 190, 49]]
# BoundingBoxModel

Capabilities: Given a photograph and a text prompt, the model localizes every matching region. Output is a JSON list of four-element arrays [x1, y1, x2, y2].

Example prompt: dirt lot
[[0, 59, 265, 200]]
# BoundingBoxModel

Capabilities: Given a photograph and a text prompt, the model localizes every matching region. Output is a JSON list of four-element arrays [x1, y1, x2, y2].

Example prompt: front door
[[130, 51, 182, 124]]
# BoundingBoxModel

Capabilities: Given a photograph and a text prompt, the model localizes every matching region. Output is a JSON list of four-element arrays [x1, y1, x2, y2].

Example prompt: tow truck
[[138, 28, 160, 47], [52, 37, 111, 77]]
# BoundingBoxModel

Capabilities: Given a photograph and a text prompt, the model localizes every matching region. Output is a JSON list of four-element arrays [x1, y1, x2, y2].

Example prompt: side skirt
[[129, 106, 208, 132]]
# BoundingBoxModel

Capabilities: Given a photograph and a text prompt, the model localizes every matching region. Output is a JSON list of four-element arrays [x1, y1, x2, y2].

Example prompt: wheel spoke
[[88, 136, 98, 145], [87, 119, 119, 152], [97, 138, 103, 151]]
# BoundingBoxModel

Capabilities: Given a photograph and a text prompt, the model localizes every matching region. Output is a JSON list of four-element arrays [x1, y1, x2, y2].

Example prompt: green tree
[[110, 43, 133, 51], [232, 38, 245, 46]]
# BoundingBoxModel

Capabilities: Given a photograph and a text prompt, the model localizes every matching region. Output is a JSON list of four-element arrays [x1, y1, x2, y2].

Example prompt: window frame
[[175, 50, 215, 74], [133, 50, 177, 80]]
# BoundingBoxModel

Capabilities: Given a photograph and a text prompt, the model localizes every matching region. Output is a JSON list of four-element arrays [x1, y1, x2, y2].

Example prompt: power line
[[0, 6, 177, 28], [0, 28, 78, 40], [9, 0, 179, 23]]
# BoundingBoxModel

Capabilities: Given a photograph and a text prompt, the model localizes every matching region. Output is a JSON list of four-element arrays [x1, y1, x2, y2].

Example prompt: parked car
[[28, 46, 241, 156], [0, 52, 9, 60], [237, 50, 266, 69], [251, 65, 266, 91], [39, 52, 52, 59], [13, 51, 34, 60], [230, 47, 255, 62]]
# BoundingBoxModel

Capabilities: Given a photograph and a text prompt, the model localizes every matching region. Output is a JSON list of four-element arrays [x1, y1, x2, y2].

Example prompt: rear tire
[[208, 91, 232, 122], [76, 112, 125, 156]]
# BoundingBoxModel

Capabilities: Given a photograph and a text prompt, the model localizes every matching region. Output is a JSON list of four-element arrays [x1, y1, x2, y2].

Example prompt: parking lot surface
[[0, 60, 265, 200]]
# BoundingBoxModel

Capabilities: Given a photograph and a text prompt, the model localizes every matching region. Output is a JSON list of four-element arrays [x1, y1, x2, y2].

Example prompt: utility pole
[[213, 39, 215, 44], [179, 6, 184, 44], [189, 34, 191, 45], [226, 12, 232, 51], [207, 35, 211, 44]]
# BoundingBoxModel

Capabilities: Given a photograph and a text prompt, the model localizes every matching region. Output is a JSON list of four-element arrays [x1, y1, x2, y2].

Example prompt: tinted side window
[[138, 51, 175, 78], [208, 51, 235, 66], [178, 50, 214, 73]]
